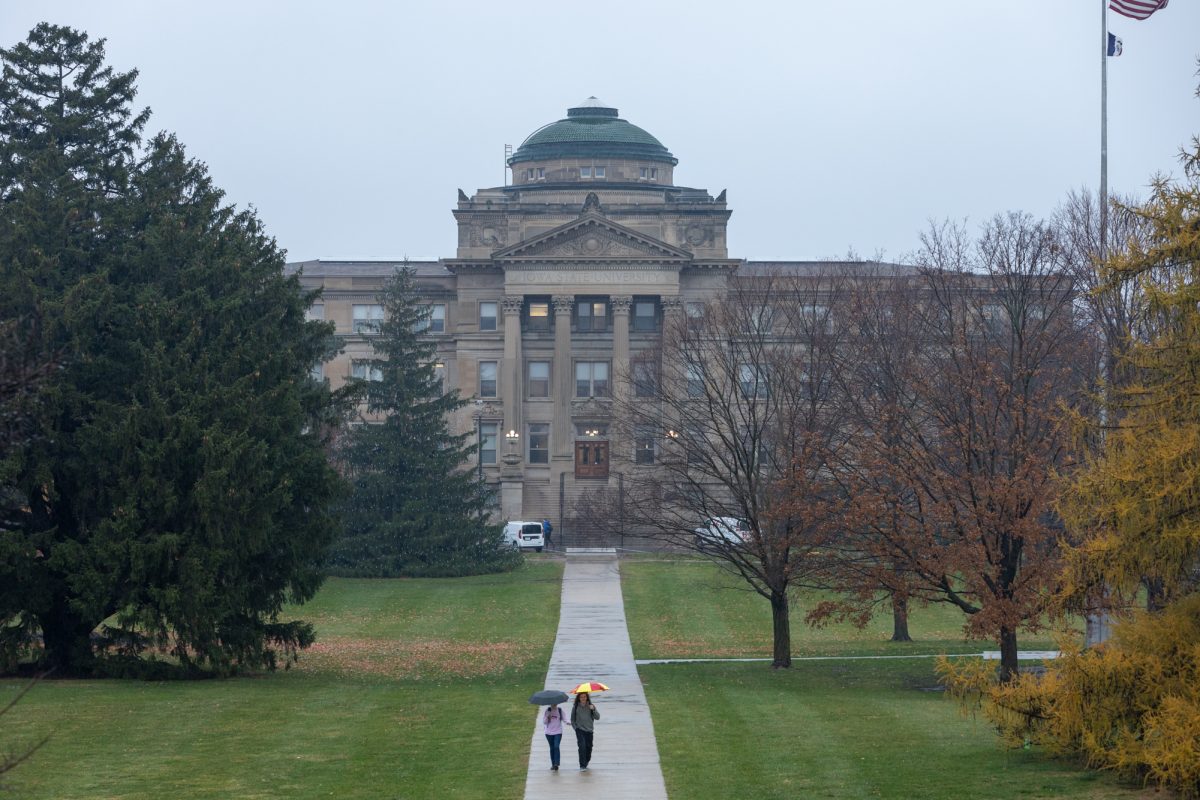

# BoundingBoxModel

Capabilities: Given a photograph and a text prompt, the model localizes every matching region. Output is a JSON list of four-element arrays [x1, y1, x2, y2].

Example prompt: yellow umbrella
[[569, 681, 609, 694]]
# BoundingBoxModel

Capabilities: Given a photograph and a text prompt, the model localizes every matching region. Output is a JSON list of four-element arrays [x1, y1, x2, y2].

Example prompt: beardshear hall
[[287, 97, 875, 537]]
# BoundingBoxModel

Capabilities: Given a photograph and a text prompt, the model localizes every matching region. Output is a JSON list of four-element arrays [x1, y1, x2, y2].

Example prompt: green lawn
[[622, 558, 1145, 800], [0, 561, 563, 800], [621, 557, 1072, 658]]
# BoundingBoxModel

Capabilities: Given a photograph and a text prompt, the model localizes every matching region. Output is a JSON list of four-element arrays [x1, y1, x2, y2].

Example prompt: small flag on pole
[[1108, 0, 1168, 21], [1107, 32, 1123, 56]]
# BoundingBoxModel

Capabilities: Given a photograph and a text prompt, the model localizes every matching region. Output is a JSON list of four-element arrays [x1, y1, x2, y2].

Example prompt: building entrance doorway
[[575, 441, 609, 478]]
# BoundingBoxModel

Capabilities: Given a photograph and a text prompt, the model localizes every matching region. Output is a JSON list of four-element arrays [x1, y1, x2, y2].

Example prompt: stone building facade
[[287, 98, 859, 529]]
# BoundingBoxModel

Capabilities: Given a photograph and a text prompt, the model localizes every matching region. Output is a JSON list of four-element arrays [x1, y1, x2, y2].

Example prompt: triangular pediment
[[492, 215, 692, 262]]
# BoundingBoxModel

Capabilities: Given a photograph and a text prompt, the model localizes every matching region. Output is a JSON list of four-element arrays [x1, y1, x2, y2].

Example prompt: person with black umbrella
[[543, 703, 565, 771], [529, 689, 569, 772]]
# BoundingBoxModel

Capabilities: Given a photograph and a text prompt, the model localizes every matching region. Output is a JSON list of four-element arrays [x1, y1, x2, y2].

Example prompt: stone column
[[552, 295, 574, 459], [611, 295, 633, 403], [659, 296, 684, 430], [501, 295, 524, 437], [500, 295, 525, 521], [610, 295, 633, 469]]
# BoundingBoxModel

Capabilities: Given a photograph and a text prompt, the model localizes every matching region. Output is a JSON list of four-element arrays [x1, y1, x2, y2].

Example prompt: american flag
[[1109, 0, 1169, 20]]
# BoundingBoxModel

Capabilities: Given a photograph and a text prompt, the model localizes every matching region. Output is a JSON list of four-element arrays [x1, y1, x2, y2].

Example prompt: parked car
[[693, 516, 750, 550], [503, 521, 545, 552]]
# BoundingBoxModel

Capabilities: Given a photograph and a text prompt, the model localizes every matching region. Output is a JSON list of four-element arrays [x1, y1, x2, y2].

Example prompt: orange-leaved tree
[[836, 214, 1091, 682]]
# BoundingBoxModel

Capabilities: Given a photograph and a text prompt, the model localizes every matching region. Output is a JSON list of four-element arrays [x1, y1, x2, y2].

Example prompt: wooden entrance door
[[575, 441, 609, 478]]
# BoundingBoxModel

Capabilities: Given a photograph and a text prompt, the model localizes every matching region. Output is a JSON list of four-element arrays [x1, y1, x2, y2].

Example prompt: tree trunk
[[1084, 586, 1112, 647], [998, 626, 1019, 683], [38, 600, 96, 676], [890, 593, 912, 642], [770, 590, 791, 668], [1144, 576, 1167, 612]]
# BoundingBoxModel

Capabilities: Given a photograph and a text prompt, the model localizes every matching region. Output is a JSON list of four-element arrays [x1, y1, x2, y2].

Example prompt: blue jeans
[[545, 733, 561, 767]]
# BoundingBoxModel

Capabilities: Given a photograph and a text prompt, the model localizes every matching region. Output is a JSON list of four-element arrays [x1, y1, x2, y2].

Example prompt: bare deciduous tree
[[584, 270, 855, 668]]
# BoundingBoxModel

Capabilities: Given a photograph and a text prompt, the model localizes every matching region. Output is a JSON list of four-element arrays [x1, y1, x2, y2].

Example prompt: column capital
[[661, 296, 683, 311], [611, 295, 633, 314], [552, 295, 574, 315], [501, 295, 524, 315]]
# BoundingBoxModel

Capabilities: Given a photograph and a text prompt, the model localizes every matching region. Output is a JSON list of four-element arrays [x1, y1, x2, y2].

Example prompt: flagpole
[[1100, 0, 1109, 262], [1086, 0, 1113, 651]]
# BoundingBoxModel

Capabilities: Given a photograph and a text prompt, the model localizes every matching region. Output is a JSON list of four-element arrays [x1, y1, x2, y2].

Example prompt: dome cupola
[[508, 98, 678, 179]]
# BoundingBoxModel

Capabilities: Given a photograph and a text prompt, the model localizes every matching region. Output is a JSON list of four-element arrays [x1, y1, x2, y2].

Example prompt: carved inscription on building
[[506, 270, 679, 286]]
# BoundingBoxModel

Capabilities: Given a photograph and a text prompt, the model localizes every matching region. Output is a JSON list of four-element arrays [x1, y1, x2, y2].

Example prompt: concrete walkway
[[523, 554, 668, 799]]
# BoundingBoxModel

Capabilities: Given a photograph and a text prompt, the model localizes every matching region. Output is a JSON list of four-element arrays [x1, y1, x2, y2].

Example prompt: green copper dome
[[507, 97, 678, 166]]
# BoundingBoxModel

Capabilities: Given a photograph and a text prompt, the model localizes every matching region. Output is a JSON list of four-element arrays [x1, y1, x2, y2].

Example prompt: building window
[[528, 361, 550, 398], [634, 426, 657, 465], [633, 360, 658, 398], [750, 304, 773, 334], [632, 300, 657, 332], [306, 303, 325, 321], [352, 304, 384, 335], [422, 303, 446, 333], [528, 423, 549, 464], [686, 362, 705, 398], [739, 364, 768, 398], [576, 299, 607, 332], [479, 302, 497, 331], [639, 167, 658, 181], [981, 303, 1007, 333], [309, 363, 324, 382], [351, 360, 383, 382], [575, 361, 609, 398], [594, 166, 605, 179], [433, 362, 445, 394], [479, 361, 498, 398], [526, 300, 551, 332], [537, 167, 545, 180], [685, 422, 706, 465], [580, 166, 591, 178], [480, 422, 497, 465], [802, 303, 833, 333]]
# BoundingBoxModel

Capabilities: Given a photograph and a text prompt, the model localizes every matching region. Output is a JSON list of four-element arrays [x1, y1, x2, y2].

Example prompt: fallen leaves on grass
[[296, 637, 536, 680]]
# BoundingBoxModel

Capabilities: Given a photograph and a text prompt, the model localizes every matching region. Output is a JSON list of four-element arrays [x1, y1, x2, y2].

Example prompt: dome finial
[[568, 97, 618, 118]]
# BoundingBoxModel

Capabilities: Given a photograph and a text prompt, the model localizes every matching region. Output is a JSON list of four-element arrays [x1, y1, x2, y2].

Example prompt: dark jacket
[[570, 702, 599, 733]]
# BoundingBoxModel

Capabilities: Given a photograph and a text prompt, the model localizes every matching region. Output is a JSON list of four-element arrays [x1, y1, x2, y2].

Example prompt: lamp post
[[505, 429, 521, 459]]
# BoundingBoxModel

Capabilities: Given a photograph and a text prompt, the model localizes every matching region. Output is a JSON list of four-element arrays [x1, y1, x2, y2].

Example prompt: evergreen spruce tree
[[0, 24, 349, 675], [329, 267, 518, 577]]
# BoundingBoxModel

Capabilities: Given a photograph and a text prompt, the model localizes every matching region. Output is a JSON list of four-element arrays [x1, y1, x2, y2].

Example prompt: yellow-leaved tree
[[939, 82, 1200, 797]]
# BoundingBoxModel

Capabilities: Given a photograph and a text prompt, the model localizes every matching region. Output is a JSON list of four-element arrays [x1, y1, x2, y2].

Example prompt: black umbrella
[[528, 689, 569, 706]]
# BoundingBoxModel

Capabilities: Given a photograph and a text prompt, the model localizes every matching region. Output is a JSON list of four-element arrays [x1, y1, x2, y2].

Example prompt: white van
[[503, 521, 545, 552]]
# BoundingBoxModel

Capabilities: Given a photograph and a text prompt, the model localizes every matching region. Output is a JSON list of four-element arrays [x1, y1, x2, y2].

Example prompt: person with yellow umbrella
[[568, 681, 607, 771]]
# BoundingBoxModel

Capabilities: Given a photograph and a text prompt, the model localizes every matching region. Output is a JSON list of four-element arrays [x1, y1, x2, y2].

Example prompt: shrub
[[938, 595, 1200, 797]]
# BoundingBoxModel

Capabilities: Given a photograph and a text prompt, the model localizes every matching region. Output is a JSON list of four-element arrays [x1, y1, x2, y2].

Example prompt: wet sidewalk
[[522, 554, 669, 799]]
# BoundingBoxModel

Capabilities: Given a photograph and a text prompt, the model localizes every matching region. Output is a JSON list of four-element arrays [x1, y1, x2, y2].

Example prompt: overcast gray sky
[[4, 1, 1198, 262]]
